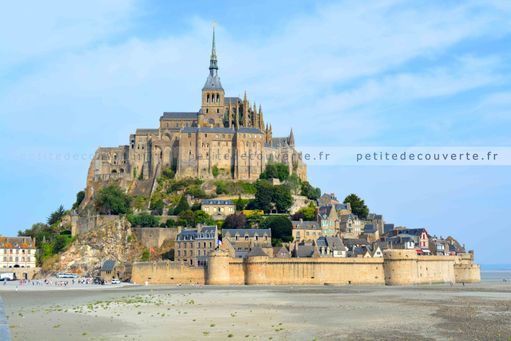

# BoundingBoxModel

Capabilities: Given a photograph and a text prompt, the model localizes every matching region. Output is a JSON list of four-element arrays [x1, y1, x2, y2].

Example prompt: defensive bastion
[[131, 249, 480, 286]]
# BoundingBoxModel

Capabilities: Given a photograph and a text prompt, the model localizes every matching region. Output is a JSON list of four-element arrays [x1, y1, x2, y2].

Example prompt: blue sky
[[1, 0, 510, 264]]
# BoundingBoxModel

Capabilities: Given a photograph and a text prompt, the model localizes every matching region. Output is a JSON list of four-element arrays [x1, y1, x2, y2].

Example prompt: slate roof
[[161, 112, 198, 120], [335, 203, 349, 211], [364, 224, 377, 233], [397, 228, 428, 237], [383, 224, 395, 234], [271, 137, 289, 148], [177, 226, 217, 241], [291, 220, 320, 229], [203, 73, 223, 90], [246, 246, 268, 257], [101, 260, 116, 272], [225, 97, 241, 104], [325, 236, 347, 251], [180, 127, 262, 134], [296, 244, 315, 258], [222, 228, 271, 238], [318, 205, 333, 216], [135, 129, 159, 134], [202, 199, 234, 206]]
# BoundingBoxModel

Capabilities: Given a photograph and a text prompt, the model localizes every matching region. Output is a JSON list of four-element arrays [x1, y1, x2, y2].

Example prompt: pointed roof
[[209, 26, 218, 71], [203, 26, 223, 91], [289, 128, 295, 146]]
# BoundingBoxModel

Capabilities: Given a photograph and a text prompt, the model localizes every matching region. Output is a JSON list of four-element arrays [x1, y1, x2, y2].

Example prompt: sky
[[1, 0, 510, 264]]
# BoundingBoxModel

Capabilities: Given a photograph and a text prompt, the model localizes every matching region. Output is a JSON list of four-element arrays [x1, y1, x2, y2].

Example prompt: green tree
[[128, 213, 160, 227], [223, 213, 247, 229], [178, 209, 195, 226], [173, 195, 190, 215], [162, 167, 175, 179], [53, 234, 70, 254], [95, 185, 131, 215], [150, 198, 164, 215], [301, 181, 321, 201], [286, 174, 301, 194], [141, 248, 150, 261], [291, 202, 316, 221], [212, 165, 219, 178], [47, 205, 66, 225], [343, 193, 369, 219], [246, 213, 264, 228], [259, 163, 289, 181], [273, 185, 293, 213], [215, 180, 228, 195], [132, 196, 148, 211], [234, 195, 249, 211], [72, 191, 85, 210], [193, 210, 215, 225], [261, 216, 293, 243], [254, 180, 274, 213]]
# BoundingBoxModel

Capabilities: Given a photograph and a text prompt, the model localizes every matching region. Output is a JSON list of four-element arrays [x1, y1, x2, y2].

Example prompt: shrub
[[212, 165, 219, 178], [141, 248, 150, 261], [47, 205, 66, 226], [223, 213, 248, 229], [72, 191, 85, 210], [162, 167, 175, 180], [261, 215, 292, 241], [150, 198, 164, 215], [173, 196, 190, 215], [95, 185, 131, 215], [301, 181, 321, 201], [128, 213, 160, 227]]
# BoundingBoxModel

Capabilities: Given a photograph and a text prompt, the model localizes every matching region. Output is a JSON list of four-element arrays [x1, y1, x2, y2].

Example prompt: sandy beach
[[1, 272, 510, 341]]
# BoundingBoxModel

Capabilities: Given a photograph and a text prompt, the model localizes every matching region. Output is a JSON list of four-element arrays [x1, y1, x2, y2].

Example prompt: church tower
[[200, 27, 225, 127]]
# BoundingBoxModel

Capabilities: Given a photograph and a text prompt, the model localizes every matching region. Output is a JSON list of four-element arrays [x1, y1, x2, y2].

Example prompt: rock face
[[51, 216, 143, 276]]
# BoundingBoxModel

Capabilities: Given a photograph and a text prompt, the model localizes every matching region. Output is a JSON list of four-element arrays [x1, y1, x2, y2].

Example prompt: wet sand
[[1, 274, 511, 340]]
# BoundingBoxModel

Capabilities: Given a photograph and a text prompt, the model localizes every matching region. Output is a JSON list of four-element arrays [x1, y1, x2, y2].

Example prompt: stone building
[[84, 29, 307, 202], [0, 236, 37, 269], [222, 228, 272, 258], [175, 226, 218, 267], [201, 199, 236, 220], [291, 219, 322, 242]]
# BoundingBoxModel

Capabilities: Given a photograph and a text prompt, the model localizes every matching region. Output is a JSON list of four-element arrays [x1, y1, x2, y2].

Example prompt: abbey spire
[[209, 26, 218, 75], [200, 25, 225, 127]]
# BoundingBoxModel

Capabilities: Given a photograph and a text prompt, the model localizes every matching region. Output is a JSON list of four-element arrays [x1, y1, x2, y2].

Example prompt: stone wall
[[0, 267, 40, 280], [132, 228, 178, 249], [131, 261, 205, 285], [71, 214, 120, 237], [131, 249, 480, 286], [454, 253, 481, 283]]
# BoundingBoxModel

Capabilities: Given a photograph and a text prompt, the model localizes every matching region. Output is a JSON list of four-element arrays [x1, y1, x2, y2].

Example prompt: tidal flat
[[1, 273, 511, 341]]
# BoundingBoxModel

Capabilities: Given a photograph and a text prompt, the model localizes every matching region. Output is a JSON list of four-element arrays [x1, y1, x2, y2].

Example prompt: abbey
[[87, 29, 306, 189]]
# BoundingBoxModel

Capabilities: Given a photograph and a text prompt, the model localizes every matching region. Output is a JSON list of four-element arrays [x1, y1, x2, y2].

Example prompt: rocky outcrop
[[50, 216, 144, 276]]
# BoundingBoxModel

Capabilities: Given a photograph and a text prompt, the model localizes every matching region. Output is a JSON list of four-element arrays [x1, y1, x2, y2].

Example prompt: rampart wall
[[131, 249, 480, 286]]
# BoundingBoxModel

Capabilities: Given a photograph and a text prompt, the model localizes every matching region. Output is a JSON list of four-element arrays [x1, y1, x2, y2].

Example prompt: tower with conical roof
[[200, 26, 225, 127]]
